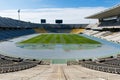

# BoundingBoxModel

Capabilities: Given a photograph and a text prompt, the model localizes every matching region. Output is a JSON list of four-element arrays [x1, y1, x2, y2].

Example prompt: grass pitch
[[20, 34, 101, 44]]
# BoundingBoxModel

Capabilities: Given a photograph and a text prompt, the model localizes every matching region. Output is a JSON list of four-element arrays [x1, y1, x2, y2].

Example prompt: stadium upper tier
[[0, 17, 40, 28], [85, 4, 120, 28], [86, 4, 120, 19], [0, 16, 88, 28]]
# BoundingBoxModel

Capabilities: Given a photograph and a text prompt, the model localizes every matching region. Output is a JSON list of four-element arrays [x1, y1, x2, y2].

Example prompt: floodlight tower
[[18, 9, 20, 20]]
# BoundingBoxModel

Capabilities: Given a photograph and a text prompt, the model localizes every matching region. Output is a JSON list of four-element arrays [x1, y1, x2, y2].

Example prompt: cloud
[[0, 7, 106, 24]]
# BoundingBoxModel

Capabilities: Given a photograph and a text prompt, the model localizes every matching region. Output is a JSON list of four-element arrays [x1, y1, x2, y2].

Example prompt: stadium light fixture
[[18, 9, 20, 20]]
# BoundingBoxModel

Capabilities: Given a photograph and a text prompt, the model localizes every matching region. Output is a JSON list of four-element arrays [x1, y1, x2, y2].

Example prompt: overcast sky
[[0, 0, 119, 24]]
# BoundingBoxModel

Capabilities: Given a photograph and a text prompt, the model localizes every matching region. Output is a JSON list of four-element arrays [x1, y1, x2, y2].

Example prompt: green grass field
[[20, 34, 101, 44]]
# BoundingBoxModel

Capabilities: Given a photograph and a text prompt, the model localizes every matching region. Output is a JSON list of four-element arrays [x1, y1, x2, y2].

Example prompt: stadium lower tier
[[0, 54, 51, 74], [79, 54, 120, 75], [0, 54, 37, 73], [0, 64, 120, 80], [0, 29, 36, 41], [83, 29, 120, 43]]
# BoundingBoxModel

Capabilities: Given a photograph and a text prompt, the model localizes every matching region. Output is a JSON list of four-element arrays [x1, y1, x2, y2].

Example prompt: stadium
[[0, 1, 120, 80]]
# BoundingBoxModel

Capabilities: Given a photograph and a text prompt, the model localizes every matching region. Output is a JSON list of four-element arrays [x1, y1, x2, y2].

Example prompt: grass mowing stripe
[[35, 34, 49, 43], [41, 34, 54, 43], [32, 34, 49, 43], [56, 34, 61, 43], [62, 34, 74, 44], [69, 34, 87, 44], [55, 34, 59, 43], [67, 34, 81, 44], [60, 34, 65, 44], [49, 34, 56, 44]]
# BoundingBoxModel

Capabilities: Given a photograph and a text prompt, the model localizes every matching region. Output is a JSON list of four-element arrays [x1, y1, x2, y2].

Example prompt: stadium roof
[[86, 4, 120, 19]]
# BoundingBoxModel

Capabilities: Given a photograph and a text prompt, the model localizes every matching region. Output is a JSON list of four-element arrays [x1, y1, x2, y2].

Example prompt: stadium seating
[[0, 54, 38, 73], [0, 62, 37, 73], [83, 30, 120, 43], [0, 16, 41, 41], [0, 17, 40, 28], [34, 28, 47, 33], [44, 28, 72, 33], [0, 29, 36, 41], [0, 54, 51, 73], [98, 20, 120, 27], [70, 29, 85, 34], [80, 55, 120, 74]]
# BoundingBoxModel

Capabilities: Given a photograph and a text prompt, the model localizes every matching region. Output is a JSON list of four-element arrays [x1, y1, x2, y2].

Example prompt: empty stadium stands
[[0, 17, 40, 28], [0, 16, 88, 37], [0, 29, 36, 41], [0, 54, 52, 74], [0, 16, 40, 41], [0, 54, 38, 73], [70, 29, 85, 34], [83, 29, 120, 43], [45, 28, 72, 33], [80, 55, 120, 74], [34, 28, 47, 33]]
